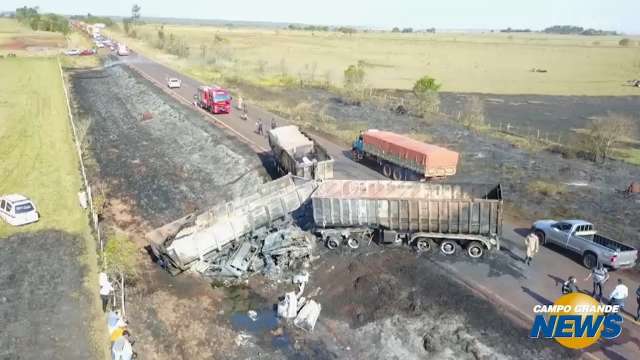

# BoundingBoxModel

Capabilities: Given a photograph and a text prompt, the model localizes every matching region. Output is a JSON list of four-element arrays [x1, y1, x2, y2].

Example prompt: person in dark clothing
[[562, 276, 578, 295], [271, 118, 277, 129], [635, 285, 640, 321]]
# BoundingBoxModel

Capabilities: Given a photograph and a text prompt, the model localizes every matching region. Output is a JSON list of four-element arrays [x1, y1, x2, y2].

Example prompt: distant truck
[[352, 130, 459, 181], [268, 125, 334, 180], [117, 43, 129, 56], [532, 219, 638, 269], [312, 180, 503, 257], [196, 85, 232, 114]]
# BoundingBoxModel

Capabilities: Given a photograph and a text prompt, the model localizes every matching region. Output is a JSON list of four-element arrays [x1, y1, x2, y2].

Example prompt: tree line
[[543, 25, 617, 36], [15, 6, 69, 34]]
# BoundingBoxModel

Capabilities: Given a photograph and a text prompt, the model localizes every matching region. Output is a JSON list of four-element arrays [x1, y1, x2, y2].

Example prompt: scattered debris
[[141, 111, 153, 121], [626, 181, 640, 194], [277, 292, 298, 319], [294, 300, 322, 332], [234, 332, 252, 346], [247, 310, 258, 322]]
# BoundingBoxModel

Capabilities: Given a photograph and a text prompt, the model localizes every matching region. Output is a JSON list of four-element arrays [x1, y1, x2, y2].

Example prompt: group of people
[[524, 232, 640, 321], [100, 273, 137, 359], [255, 117, 277, 136], [237, 96, 279, 135]]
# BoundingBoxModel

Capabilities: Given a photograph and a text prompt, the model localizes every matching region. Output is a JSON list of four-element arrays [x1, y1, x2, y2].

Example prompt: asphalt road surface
[[116, 51, 640, 359]]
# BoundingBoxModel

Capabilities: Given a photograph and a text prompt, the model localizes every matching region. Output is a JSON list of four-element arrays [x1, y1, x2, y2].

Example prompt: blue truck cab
[[352, 134, 364, 156]]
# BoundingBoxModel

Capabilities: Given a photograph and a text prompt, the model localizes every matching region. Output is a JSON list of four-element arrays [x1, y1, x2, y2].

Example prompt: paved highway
[[117, 51, 640, 359]]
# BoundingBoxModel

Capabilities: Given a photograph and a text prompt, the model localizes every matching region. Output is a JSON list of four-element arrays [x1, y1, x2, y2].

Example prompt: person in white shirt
[[99, 272, 114, 312], [609, 278, 629, 309]]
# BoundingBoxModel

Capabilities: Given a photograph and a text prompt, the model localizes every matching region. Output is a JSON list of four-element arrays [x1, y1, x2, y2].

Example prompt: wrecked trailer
[[147, 175, 317, 274], [312, 180, 503, 257]]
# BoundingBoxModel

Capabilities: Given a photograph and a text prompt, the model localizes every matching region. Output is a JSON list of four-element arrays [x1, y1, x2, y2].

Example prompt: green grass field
[[0, 57, 88, 237], [110, 24, 640, 95]]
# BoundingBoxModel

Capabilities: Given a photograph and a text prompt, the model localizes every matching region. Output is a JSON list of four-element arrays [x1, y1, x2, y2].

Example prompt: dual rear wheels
[[414, 237, 485, 258]]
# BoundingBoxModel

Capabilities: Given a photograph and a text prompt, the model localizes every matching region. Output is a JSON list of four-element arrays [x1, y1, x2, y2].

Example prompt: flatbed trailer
[[311, 180, 503, 257]]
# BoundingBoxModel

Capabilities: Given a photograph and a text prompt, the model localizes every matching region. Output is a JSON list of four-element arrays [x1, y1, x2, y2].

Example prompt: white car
[[0, 194, 39, 226], [65, 49, 81, 56], [167, 78, 182, 89]]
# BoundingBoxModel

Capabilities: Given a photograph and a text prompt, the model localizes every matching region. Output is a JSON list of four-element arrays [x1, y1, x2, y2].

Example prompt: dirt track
[[0, 231, 97, 360]]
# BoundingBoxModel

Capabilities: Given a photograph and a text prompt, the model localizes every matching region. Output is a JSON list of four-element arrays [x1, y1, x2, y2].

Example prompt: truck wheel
[[351, 150, 361, 161], [440, 240, 457, 255], [466, 241, 484, 258], [414, 237, 433, 252], [347, 237, 360, 249], [326, 237, 339, 250], [392, 167, 403, 181], [582, 252, 598, 269], [382, 164, 392, 177], [534, 230, 546, 245]]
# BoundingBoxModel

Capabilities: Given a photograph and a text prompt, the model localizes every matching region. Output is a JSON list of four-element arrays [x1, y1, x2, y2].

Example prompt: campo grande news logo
[[529, 292, 624, 349]]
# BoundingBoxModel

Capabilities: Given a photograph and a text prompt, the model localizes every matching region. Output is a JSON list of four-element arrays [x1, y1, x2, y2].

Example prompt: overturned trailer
[[148, 175, 317, 274], [268, 125, 334, 180], [312, 180, 503, 257]]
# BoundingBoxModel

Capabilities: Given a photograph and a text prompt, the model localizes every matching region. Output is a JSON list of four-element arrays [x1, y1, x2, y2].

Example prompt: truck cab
[[532, 219, 637, 269], [196, 86, 232, 114], [351, 133, 364, 160]]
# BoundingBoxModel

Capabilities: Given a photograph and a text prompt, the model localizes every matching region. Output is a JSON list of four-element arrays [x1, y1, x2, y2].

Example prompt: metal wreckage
[[147, 174, 503, 330]]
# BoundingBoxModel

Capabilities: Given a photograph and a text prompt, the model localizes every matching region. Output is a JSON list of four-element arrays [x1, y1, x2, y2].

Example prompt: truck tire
[[414, 237, 434, 252], [466, 241, 484, 258], [392, 167, 402, 181], [347, 237, 360, 249], [440, 240, 457, 255], [534, 230, 546, 245], [382, 164, 392, 178], [326, 237, 339, 250], [582, 252, 598, 269]]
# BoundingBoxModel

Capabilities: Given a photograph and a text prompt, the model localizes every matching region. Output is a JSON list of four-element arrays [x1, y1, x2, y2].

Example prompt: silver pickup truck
[[532, 219, 637, 269]]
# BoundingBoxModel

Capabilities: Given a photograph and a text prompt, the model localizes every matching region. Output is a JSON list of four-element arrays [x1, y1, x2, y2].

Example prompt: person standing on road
[[562, 276, 578, 294], [256, 118, 264, 135], [609, 278, 629, 310], [584, 262, 609, 301], [635, 285, 640, 321], [524, 231, 539, 266], [271, 118, 277, 130], [237, 95, 243, 110], [99, 272, 114, 312]]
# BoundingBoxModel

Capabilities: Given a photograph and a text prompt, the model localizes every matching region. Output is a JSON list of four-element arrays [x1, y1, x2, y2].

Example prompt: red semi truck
[[196, 85, 232, 114], [352, 130, 459, 180]]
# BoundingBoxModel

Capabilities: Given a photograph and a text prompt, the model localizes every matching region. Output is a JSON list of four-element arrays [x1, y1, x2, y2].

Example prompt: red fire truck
[[196, 85, 232, 114]]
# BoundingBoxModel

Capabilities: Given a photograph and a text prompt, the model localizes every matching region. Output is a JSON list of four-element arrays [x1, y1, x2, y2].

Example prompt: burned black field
[[70, 64, 268, 229], [0, 231, 96, 360]]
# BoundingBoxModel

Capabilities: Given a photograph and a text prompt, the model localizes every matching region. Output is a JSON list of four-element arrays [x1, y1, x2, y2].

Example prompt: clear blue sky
[[4, 0, 639, 34]]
